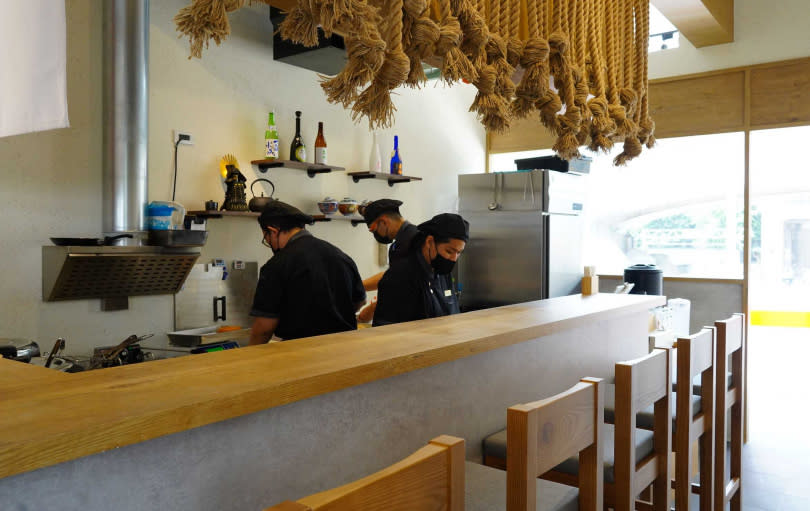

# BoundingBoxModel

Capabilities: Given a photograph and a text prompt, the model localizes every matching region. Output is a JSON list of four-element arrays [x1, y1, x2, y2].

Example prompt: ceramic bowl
[[317, 197, 339, 216], [338, 198, 359, 216], [357, 200, 371, 217]]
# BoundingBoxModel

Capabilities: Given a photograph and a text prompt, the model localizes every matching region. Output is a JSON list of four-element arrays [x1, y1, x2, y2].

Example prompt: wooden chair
[[714, 314, 745, 511], [266, 435, 465, 511], [482, 350, 672, 511], [466, 377, 605, 511]]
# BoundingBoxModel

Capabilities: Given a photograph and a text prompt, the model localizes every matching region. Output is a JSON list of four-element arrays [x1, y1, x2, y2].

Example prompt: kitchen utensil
[[248, 178, 276, 212], [89, 333, 153, 369], [146, 201, 186, 230], [317, 197, 339, 216], [338, 197, 358, 216], [167, 325, 251, 347], [147, 230, 208, 247], [44, 338, 66, 368], [50, 234, 133, 246], [0, 338, 40, 362]]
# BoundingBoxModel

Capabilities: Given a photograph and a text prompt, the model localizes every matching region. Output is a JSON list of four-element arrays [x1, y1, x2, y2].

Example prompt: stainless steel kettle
[[0, 338, 40, 362]]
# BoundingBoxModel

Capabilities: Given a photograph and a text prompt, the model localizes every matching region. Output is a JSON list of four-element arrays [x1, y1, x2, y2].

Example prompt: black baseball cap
[[258, 200, 313, 227], [362, 199, 403, 224], [418, 213, 470, 242]]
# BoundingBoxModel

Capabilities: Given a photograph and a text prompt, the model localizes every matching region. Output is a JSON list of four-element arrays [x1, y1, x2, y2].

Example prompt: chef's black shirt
[[250, 230, 366, 340], [372, 247, 460, 326], [388, 221, 418, 263]]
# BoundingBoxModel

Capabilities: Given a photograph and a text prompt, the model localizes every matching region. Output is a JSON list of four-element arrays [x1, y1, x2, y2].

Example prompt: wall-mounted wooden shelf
[[312, 215, 366, 227], [250, 159, 345, 178], [187, 210, 259, 219], [347, 171, 422, 187]]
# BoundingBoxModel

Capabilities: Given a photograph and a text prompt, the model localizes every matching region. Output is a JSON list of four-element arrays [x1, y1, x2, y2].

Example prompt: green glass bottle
[[264, 111, 279, 160]]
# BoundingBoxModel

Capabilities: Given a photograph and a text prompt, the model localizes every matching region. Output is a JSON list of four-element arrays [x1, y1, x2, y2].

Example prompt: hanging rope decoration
[[174, 0, 655, 165]]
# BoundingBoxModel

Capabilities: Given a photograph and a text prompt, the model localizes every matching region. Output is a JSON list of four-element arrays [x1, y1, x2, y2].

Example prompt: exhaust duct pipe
[[102, 0, 149, 237]]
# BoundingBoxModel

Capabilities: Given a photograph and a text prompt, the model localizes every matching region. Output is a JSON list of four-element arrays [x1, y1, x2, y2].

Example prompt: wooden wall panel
[[489, 114, 557, 154], [649, 71, 746, 138], [750, 60, 810, 128]]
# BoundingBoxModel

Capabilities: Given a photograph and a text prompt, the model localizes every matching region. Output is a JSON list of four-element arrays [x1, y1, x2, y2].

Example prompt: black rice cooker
[[623, 264, 663, 295]]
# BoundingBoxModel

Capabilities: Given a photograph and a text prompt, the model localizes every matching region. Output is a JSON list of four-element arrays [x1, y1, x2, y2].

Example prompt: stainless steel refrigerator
[[457, 170, 586, 311]]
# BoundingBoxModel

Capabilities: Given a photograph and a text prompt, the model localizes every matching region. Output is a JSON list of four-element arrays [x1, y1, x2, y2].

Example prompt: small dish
[[338, 197, 359, 216], [317, 197, 339, 216]]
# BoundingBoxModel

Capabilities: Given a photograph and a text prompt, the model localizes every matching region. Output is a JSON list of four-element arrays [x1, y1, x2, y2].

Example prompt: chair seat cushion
[[552, 424, 654, 484], [465, 461, 579, 511], [482, 424, 654, 485], [603, 384, 701, 431]]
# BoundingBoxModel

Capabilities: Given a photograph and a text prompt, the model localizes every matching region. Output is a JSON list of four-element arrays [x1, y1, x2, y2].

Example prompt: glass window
[[750, 126, 810, 312], [489, 132, 745, 278]]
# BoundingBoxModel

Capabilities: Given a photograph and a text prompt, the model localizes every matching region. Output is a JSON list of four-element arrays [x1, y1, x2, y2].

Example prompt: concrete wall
[[0, 0, 485, 355], [0, 309, 650, 511]]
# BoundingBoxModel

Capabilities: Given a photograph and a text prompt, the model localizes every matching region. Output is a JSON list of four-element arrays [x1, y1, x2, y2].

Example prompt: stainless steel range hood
[[43, 246, 199, 301], [42, 0, 200, 305]]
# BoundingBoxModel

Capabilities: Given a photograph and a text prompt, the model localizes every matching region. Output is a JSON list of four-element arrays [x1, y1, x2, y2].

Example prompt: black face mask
[[373, 231, 393, 245], [431, 253, 456, 275]]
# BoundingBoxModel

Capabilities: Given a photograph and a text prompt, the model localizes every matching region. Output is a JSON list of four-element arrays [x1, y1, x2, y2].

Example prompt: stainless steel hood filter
[[43, 246, 199, 301]]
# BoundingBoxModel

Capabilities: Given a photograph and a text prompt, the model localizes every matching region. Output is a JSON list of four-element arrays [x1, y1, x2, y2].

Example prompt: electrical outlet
[[173, 130, 193, 145]]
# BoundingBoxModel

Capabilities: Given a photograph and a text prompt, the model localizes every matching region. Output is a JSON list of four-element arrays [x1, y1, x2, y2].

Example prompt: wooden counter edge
[[0, 294, 663, 479]]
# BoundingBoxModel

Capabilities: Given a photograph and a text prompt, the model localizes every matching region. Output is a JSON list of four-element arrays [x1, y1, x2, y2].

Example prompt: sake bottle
[[390, 135, 403, 175], [314, 122, 327, 165], [290, 111, 306, 162], [368, 131, 382, 173], [264, 111, 279, 160]]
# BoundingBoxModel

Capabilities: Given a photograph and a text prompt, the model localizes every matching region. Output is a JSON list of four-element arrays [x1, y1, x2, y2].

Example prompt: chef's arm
[[362, 272, 385, 291], [249, 317, 280, 345]]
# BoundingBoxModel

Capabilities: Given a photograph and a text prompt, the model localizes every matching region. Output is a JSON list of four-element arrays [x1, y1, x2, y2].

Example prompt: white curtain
[[0, 0, 69, 138]]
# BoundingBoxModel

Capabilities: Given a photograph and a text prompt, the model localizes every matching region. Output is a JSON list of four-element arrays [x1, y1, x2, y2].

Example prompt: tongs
[[90, 333, 153, 369]]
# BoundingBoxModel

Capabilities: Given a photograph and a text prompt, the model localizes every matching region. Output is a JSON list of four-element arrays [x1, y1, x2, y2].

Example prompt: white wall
[[0, 0, 484, 355], [649, 0, 810, 79]]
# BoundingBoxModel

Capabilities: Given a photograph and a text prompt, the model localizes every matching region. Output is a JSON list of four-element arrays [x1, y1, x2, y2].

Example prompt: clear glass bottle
[[390, 135, 402, 175], [290, 111, 306, 162], [264, 111, 279, 160], [369, 131, 382, 173], [314, 121, 327, 165]]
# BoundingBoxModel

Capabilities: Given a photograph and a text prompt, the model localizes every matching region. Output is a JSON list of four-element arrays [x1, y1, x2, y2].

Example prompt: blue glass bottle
[[390, 135, 403, 175]]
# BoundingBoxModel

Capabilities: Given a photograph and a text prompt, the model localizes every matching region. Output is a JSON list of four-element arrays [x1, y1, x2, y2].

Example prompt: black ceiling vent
[[270, 7, 347, 75]]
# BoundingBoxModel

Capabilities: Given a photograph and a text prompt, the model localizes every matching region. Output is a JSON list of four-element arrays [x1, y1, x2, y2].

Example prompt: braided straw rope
[[175, 0, 249, 59], [635, 0, 655, 148], [511, 0, 551, 118], [505, 0, 523, 68], [403, 0, 438, 87], [586, 0, 615, 152], [550, 0, 583, 159], [571, 0, 592, 147], [614, 0, 641, 165], [350, 0, 410, 128], [435, 0, 478, 83], [319, 1, 387, 109]]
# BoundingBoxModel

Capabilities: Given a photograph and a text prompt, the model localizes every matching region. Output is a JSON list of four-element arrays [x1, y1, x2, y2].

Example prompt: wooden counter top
[[0, 293, 663, 479]]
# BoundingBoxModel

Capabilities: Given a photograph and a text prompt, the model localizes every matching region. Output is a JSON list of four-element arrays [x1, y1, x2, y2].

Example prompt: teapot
[[249, 178, 276, 212]]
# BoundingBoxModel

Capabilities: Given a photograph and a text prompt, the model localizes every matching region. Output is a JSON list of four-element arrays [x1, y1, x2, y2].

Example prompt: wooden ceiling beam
[[650, 0, 734, 48]]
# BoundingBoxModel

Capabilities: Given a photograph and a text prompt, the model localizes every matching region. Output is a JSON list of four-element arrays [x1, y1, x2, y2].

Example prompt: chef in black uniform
[[373, 213, 468, 326], [249, 201, 367, 344], [357, 199, 419, 322]]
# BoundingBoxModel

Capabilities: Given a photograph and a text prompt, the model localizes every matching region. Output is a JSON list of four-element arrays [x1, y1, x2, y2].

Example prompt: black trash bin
[[623, 264, 663, 295]]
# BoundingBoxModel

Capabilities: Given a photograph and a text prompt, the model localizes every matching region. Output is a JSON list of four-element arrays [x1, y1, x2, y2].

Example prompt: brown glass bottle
[[290, 111, 306, 162], [314, 122, 327, 165]]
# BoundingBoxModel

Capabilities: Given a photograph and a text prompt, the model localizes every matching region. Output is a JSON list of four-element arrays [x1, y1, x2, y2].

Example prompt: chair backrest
[[675, 327, 715, 423], [613, 348, 672, 511], [266, 435, 465, 511], [506, 377, 605, 511]]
